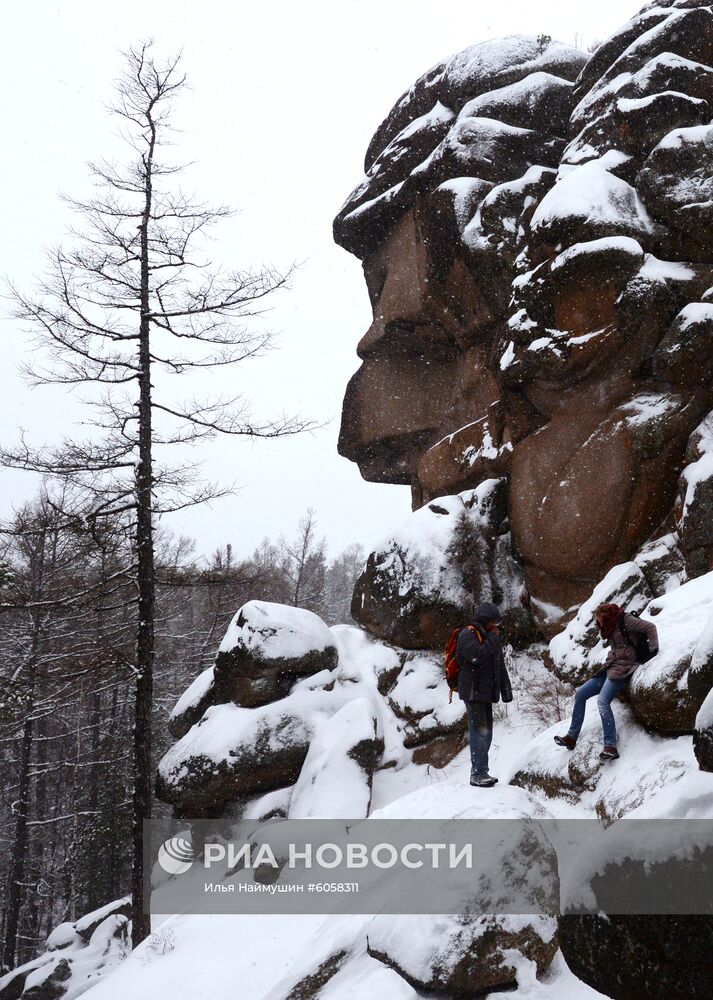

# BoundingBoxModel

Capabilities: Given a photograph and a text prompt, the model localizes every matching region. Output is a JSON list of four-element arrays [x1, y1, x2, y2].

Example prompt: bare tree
[[279, 509, 327, 612], [2, 42, 312, 946]]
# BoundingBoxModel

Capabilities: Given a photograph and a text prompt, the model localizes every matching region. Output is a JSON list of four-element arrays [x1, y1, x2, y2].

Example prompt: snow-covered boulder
[[363, 786, 560, 996], [549, 561, 652, 686], [384, 650, 466, 748], [168, 666, 216, 740], [677, 409, 713, 579], [167, 602, 338, 739], [510, 709, 693, 826], [634, 531, 686, 598], [352, 481, 528, 650], [628, 571, 713, 733], [288, 698, 383, 819], [694, 688, 713, 773], [639, 122, 713, 251], [213, 601, 338, 709], [0, 898, 130, 1000], [366, 913, 558, 996], [156, 701, 312, 816], [652, 302, 713, 389], [688, 607, 713, 704], [530, 154, 657, 248]]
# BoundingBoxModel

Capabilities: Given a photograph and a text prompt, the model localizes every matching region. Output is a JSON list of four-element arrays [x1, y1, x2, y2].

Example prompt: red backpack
[[444, 624, 484, 702]]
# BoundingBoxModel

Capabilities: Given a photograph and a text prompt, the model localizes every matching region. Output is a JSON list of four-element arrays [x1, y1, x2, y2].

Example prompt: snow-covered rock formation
[[0, 899, 130, 1000], [11, 4, 713, 999]]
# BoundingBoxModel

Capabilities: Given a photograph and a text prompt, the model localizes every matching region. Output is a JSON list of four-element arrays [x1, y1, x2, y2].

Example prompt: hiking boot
[[599, 745, 619, 761], [554, 734, 577, 750], [470, 773, 498, 787]]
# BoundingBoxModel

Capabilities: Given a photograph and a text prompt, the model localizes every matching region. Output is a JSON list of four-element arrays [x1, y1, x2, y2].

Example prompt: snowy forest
[[0, 496, 363, 966], [4, 0, 713, 998]]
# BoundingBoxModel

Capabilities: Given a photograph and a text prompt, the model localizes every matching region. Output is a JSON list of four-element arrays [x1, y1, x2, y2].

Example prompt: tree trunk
[[131, 110, 157, 949], [2, 620, 39, 971]]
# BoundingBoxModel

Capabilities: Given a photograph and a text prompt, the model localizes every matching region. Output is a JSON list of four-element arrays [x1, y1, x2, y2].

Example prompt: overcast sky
[[0, 0, 644, 563]]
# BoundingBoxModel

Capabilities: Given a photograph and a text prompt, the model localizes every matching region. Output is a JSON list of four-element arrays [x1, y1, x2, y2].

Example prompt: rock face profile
[[145, 8, 713, 1000], [334, 2, 713, 632]]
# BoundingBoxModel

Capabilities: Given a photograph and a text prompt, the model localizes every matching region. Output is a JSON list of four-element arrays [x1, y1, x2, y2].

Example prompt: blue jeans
[[567, 672, 629, 747], [464, 700, 493, 776]]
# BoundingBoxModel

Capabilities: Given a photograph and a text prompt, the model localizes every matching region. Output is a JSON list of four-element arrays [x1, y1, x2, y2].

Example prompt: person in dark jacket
[[554, 602, 659, 761], [456, 602, 513, 787]]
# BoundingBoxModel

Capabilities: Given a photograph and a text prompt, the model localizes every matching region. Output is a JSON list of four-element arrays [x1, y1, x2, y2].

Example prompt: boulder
[[559, 915, 713, 999], [689, 609, 713, 703], [288, 698, 383, 819], [634, 532, 686, 598], [677, 410, 713, 578], [0, 899, 131, 1000], [628, 653, 697, 734], [694, 688, 713, 772], [21, 959, 71, 1000], [213, 601, 338, 709], [351, 481, 527, 649], [168, 666, 216, 740], [639, 123, 713, 251], [367, 913, 558, 995], [628, 571, 713, 733], [529, 155, 658, 249], [385, 651, 466, 748], [652, 303, 713, 388], [156, 701, 312, 816]]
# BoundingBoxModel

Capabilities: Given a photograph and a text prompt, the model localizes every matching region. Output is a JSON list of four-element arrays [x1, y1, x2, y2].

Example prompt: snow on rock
[[549, 235, 644, 273], [288, 697, 383, 819], [168, 666, 216, 740], [652, 301, 713, 389], [366, 912, 558, 997], [218, 600, 336, 660], [629, 570, 713, 733], [677, 408, 713, 578], [212, 601, 338, 709], [457, 71, 574, 135], [365, 35, 585, 171], [416, 409, 514, 505], [694, 687, 713, 772], [688, 606, 713, 703], [334, 34, 584, 257], [548, 562, 652, 686], [156, 700, 313, 815], [634, 531, 686, 598], [639, 121, 713, 249], [510, 707, 694, 826], [351, 480, 527, 649], [529, 154, 657, 246], [0, 899, 131, 1000], [385, 650, 465, 748]]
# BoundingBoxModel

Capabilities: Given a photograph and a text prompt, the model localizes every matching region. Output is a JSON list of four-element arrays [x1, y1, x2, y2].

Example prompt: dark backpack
[[619, 610, 656, 664], [444, 624, 484, 701]]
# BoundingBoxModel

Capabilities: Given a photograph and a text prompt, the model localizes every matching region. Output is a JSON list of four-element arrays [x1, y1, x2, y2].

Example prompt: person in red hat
[[554, 603, 658, 761]]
